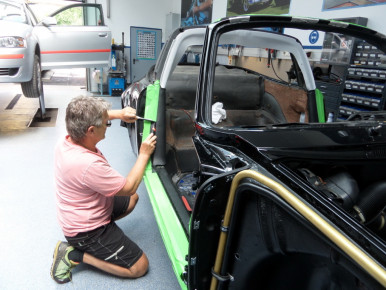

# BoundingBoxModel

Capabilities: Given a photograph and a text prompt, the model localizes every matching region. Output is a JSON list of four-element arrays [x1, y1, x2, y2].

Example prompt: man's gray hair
[[65, 96, 111, 142]]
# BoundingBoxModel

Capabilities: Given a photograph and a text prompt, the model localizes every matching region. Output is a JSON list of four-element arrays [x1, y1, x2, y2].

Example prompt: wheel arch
[[34, 43, 41, 58]]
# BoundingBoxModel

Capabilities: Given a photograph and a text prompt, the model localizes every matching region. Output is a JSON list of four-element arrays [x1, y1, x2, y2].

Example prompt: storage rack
[[338, 41, 386, 120], [316, 77, 344, 119], [313, 17, 386, 121]]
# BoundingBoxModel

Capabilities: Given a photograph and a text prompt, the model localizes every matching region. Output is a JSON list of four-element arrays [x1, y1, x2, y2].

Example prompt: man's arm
[[194, 0, 213, 13], [116, 133, 157, 196], [108, 107, 137, 123]]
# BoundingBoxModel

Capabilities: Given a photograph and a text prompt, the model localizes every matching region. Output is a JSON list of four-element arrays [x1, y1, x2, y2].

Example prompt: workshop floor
[[0, 70, 180, 289]]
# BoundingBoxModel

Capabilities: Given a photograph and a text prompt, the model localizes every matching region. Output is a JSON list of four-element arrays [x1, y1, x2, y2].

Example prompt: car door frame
[[127, 27, 206, 156]]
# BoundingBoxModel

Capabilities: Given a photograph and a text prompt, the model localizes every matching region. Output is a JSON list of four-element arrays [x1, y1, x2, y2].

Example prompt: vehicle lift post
[[38, 89, 46, 120]]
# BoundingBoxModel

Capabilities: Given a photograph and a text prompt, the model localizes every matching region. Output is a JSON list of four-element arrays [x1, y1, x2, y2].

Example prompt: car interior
[[156, 33, 312, 221]]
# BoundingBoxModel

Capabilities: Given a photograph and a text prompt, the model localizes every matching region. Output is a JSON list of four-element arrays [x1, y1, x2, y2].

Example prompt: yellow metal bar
[[210, 169, 386, 289]]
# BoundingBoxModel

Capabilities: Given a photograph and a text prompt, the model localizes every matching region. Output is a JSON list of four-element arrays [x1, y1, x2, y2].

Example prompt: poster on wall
[[323, 0, 386, 10], [227, 0, 291, 16], [136, 30, 156, 60], [181, 0, 213, 27]]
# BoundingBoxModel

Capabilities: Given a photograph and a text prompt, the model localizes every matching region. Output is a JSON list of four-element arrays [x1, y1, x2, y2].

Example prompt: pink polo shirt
[[54, 136, 126, 237]]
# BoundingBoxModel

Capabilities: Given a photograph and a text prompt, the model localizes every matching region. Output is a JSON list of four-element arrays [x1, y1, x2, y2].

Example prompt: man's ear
[[87, 126, 95, 135]]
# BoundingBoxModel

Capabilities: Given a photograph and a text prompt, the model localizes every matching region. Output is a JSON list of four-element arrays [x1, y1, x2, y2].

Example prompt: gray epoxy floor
[[0, 77, 180, 289]]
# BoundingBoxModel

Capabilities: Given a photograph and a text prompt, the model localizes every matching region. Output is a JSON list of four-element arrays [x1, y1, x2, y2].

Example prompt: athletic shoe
[[50, 241, 79, 283]]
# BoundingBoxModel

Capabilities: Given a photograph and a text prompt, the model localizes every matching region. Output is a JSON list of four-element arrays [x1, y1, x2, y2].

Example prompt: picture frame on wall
[[323, 0, 386, 11], [227, 0, 291, 17], [181, 0, 213, 27]]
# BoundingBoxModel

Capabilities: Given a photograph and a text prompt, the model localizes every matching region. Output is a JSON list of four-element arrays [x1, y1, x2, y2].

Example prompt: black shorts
[[65, 196, 143, 269]]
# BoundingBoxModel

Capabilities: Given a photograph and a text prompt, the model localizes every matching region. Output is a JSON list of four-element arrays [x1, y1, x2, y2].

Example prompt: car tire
[[231, 0, 249, 13], [275, 0, 288, 6], [21, 54, 43, 98], [242, 0, 250, 12], [234, 0, 274, 13]]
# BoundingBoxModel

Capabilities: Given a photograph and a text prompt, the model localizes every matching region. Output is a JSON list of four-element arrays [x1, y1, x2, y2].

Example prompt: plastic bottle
[[327, 112, 334, 122], [111, 52, 116, 70]]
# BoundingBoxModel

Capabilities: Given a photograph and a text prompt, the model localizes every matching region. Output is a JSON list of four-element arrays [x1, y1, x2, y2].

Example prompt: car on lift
[[121, 16, 386, 289], [0, 0, 111, 98], [228, 0, 273, 13], [228, 0, 289, 13]]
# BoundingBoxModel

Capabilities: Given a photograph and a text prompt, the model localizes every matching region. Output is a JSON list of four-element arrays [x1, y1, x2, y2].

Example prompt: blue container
[[108, 77, 125, 96]]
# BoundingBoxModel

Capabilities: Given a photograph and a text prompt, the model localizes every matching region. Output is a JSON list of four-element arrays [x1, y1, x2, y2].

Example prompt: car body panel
[[0, 2, 37, 82], [37, 24, 111, 69], [159, 27, 206, 88], [143, 166, 189, 290], [0, 21, 37, 82], [122, 15, 386, 289], [139, 80, 189, 290]]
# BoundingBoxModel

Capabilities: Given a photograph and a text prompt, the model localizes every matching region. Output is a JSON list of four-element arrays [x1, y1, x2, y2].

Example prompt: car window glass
[[320, 32, 354, 65], [210, 26, 386, 126], [25, 6, 37, 26], [53, 5, 101, 26], [28, 1, 76, 22], [165, 45, 202, 113], [0, 1, 27, 23], [178, 45, 203, 65]]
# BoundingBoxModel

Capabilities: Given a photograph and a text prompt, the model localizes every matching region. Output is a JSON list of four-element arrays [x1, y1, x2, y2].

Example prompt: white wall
[[89, 0, 182, 86], [88, 0, 385, 88], [91, 0, 229, 44], [213, 0, 228, 23], [289, 1, 386, 34], [93, 0, 385, 46], [91, 0, 180, 44]]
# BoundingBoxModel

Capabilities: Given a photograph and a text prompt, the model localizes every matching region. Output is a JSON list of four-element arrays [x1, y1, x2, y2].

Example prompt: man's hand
[[193, 0, 212, 13], [121, 107, 137, 123], [117, 133, 157, 197], [108, 107, 137, 123], [139, 133, 157, 157]]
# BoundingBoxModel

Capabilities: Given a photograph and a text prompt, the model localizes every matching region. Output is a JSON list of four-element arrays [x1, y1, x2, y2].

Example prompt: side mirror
[[41, 17, 57, 27]]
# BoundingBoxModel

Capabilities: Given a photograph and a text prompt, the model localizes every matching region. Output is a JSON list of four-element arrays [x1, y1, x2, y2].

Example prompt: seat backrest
[[165, 65, 199, 110], [212, 66, 263, 110], [165, 66, 198, 151], [264, 78, 309, 123]]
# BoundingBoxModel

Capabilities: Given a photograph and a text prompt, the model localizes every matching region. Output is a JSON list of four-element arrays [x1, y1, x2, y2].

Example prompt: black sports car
[[122, 15, 386, 289]]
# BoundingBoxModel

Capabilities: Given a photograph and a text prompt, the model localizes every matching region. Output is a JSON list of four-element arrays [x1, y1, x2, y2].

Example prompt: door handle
[[98, 33, 108, 37], [133, 58, 138, 64]]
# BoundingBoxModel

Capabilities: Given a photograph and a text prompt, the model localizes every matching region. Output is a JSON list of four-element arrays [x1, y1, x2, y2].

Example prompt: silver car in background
[[0, 0, 111, 98]]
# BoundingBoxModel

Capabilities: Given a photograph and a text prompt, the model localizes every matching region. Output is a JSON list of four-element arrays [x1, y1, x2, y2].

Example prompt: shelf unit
[[316, 80, 343, 119], [338, 41, 386, 120]]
